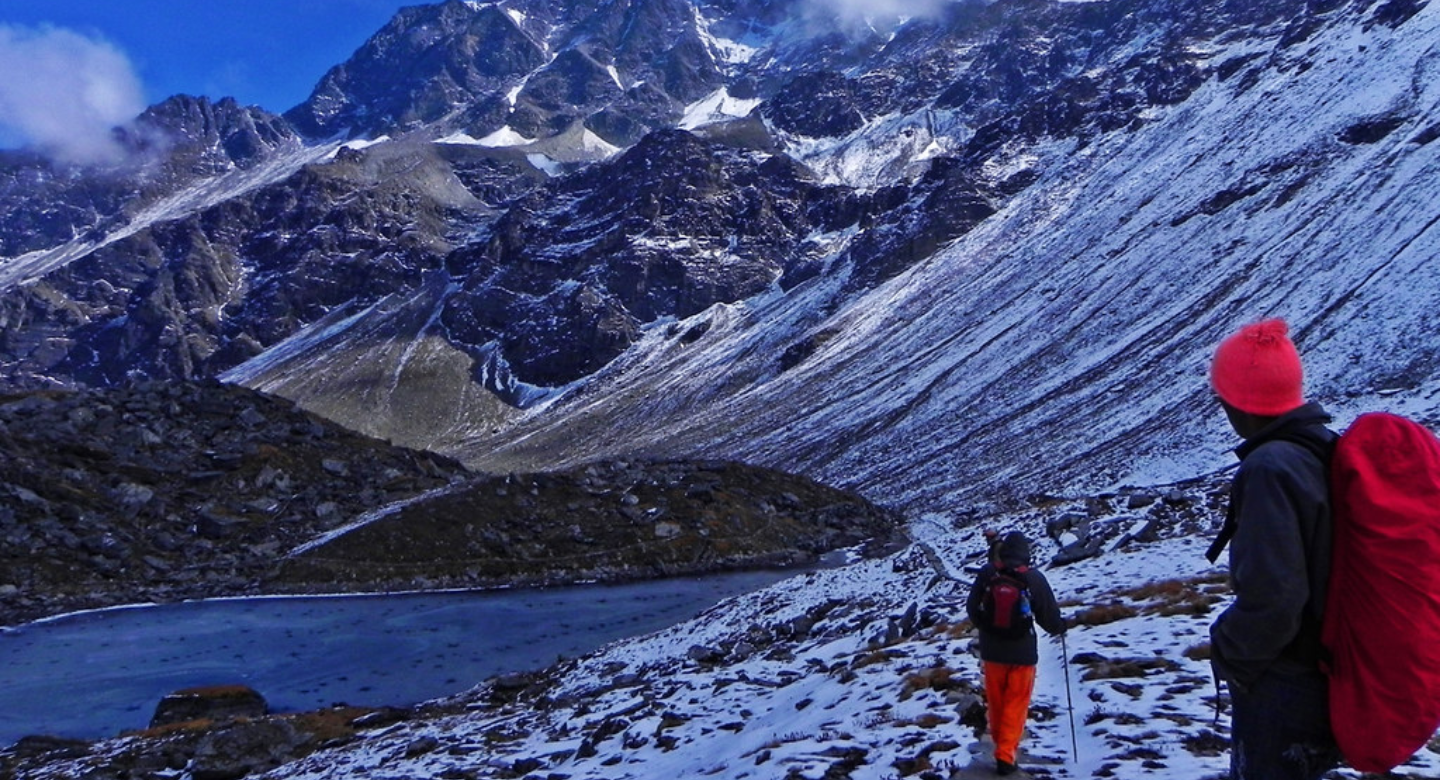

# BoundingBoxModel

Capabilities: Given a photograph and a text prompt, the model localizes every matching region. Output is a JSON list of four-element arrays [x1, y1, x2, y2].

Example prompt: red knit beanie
[[1211, 319, 1305, 416]]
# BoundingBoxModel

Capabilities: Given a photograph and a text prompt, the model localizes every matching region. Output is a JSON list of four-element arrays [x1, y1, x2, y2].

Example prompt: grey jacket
[[1210, 403, 1336, 690], [966, 533, 1066, 666]]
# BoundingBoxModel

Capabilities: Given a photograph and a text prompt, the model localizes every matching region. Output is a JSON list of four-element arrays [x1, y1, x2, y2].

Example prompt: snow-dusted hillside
[[20, 488, 1440, 779], [433, 0, 1440, 514]]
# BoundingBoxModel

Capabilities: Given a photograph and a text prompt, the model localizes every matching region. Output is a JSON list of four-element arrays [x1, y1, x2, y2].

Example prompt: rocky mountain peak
[[287, 0, 735, 147], [131, 95, 299, 170], [286, 0, 547, 139]]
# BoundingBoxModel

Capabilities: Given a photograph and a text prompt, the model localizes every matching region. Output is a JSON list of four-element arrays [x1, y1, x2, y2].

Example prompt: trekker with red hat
[[1206, 319, 1341, 780]]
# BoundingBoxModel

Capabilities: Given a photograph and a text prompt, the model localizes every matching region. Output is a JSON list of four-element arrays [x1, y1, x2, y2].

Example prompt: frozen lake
[[0, 570, 799, 746]]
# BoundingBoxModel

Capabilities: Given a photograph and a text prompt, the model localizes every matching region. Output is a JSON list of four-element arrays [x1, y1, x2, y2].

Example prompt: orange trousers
[[983, 661, 1037, 765]]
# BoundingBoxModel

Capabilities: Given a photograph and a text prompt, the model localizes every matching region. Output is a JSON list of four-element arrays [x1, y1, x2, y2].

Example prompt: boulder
[[1126, 492, 1158, 509], [1052, 535, 1105, 567], [189, 718, 304, 780], [150, 685, 268, 728]]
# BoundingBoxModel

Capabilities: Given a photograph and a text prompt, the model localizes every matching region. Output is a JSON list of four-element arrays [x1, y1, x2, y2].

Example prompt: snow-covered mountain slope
[[20, 488, 1440, 779], [4, 0, 1439, 516], [432, 0, 1440, 513]]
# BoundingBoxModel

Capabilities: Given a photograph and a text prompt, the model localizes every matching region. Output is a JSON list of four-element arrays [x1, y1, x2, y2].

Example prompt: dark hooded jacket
[[966, 532, 1066, 666], [1209, 402, 1336, 690]]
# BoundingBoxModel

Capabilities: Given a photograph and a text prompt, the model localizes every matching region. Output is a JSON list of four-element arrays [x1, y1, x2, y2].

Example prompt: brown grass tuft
[[900, 666, 965, 700], [1072, 602, 1140, 627]]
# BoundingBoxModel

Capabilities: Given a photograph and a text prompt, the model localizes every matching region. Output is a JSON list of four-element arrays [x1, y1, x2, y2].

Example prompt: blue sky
[[0, 1, 415, 111], [0, 1, 417, 158]]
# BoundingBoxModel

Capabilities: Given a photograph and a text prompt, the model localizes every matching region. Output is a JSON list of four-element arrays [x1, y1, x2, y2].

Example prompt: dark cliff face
[[0, 150, 132, 259], [435, 129, 885, 387]]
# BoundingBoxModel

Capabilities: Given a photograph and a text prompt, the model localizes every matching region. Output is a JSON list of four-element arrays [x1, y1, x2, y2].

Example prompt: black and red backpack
[[976, 567, 1034, 639]]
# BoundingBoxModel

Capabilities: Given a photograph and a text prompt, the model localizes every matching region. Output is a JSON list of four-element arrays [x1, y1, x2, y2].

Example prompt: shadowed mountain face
[[2, 0, 1438, 514], [0, 380, 900, 628]]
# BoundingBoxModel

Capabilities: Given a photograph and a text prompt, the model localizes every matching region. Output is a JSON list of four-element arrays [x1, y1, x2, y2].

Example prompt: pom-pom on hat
[[1211, 319, 1305, 416]]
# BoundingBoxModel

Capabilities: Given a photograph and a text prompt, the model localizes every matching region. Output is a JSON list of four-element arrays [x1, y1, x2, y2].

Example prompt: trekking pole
[[1061, 631, 1079, 763]]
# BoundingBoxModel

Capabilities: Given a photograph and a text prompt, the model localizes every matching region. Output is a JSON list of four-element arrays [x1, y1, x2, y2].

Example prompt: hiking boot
[[995, 759, 1019, 776]]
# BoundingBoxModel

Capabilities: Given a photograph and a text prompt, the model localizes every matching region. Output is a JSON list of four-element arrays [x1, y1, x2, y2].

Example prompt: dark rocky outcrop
[[0, 379, 901, 627], [151, 686, 268, 729], [437, 129, 884, 388], [277, 458, 904, 592], [0, 380, 468, 626], [188, 718, 306, 780], [762, 72, 868, 138]]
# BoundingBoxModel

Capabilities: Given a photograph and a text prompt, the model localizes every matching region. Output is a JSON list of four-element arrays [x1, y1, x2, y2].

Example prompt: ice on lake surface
[[0, 569, 797, 745]]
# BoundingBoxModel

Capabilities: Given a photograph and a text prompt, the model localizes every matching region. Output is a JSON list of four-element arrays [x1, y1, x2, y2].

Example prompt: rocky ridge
[[0, 381, 900, 628], [0, 381, 467, 626], [278, 458, 904, 593]]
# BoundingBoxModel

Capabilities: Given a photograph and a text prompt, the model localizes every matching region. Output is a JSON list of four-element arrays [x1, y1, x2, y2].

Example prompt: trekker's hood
[[1235, 402, 1334, 460], [999, 532, 1032, 568]]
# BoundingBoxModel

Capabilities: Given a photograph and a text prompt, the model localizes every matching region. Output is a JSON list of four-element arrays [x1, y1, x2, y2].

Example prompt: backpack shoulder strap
[[1205, 427, 1336, 563], [1277, 428, 1337, 467]]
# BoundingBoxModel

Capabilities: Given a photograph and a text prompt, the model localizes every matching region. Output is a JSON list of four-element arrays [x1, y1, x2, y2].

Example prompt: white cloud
[[803, 0, 952, 30], [0, 25, 146, 165]]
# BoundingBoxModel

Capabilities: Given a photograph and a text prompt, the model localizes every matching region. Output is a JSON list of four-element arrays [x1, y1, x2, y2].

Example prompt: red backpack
[[977, 567, 1034, 639], [1322, 412, 1440, 773]]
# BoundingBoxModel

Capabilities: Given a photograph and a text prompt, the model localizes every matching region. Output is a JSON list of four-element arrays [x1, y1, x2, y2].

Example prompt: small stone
[[116, 483, 155, 508], [1164, 489, 1193, 505], [404, 736, 440, 758], [1127, 492, 1158, 510], [237, 407, 267, 428]]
